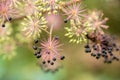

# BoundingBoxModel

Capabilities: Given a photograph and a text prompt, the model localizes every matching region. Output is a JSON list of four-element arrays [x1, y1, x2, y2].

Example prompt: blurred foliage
[[0, 0, 120, 80]]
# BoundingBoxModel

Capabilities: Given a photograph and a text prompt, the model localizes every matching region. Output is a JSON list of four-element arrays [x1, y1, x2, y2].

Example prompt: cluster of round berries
[[32, 37, 65, 66], [84, 34, 120, 63]]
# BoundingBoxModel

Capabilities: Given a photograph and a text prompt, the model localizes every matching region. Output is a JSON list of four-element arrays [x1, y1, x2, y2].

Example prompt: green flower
[[36, 0, 62, 14], [22, 12, 47, 38], [65, 19, 92, 44]]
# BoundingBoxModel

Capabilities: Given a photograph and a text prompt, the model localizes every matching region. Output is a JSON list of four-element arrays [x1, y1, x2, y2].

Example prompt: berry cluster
[[32, 36, 65, 69], [84, 33, 120, 63]]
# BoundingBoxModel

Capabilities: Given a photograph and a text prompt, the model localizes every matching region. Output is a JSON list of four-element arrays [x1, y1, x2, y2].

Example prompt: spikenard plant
[[0, 0, 120, 72]]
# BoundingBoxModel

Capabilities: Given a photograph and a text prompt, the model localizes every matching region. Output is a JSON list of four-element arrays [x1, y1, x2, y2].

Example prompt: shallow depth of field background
[[0, 0, 120, 80]]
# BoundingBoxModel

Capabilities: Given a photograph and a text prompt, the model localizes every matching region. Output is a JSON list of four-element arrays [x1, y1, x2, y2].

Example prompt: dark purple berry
[[109, 53, 113, 56], [113, 57, 119, 61], [84, 44, 89, 48], [116, 48, 119, 51], [47, 60, 50, 63], [97, 53, 101, 56], [51, 62, 54, 65], [113, 43, 116, 47], [85, 48, 91, 53], [54, 36, 59, 40], [34, 52, 37, 56], [34, 39, 39, 44], [53, 57, 56, 61], [42, 61, 46, 64], [96, 56, 100, 59], [60, 56, 65, 60], [36, 54, 41, 58], [107, 60, 112, 64], [2, 24, 5, 27], [8, 17, 12, 21], [64, 19, 68, 23], [91, 53, 96, 57], [33, 45, 37, 50]]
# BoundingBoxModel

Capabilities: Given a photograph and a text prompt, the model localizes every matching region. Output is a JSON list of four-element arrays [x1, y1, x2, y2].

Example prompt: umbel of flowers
[[0, 0, 119, 72]]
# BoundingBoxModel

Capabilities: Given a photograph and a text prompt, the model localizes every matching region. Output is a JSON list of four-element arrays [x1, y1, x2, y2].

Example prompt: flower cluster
[[85, 10, 109, 34], [65, 19, 91, 44], [63, 3, 93, 44], [0, 0, 119, 72], [36, 0, 62, 14], [80, 9, 119, 63], [32, 36, 65, 71], [22, 13, 47, 38], [62, 3, 85, 21], [84, 33, 120, 63], [0, 0, 20, 27]]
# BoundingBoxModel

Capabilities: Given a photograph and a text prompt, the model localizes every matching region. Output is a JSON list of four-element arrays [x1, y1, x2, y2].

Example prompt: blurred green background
[[0, 0, 120, 80]]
